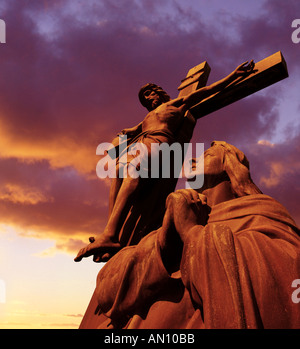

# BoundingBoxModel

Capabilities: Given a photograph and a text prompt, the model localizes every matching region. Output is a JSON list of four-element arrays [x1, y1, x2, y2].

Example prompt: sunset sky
[[0, 0, 299, 328]]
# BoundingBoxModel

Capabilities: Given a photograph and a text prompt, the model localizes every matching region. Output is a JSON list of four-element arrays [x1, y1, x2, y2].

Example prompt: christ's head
[[138, 83, 171, 111]]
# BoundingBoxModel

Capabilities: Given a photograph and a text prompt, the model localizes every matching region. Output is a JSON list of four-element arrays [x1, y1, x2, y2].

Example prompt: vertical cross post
[[178, 61, 211, 98]]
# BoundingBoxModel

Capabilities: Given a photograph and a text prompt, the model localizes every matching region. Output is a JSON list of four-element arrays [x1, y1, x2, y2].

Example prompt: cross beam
[[179, 51, 288, 119]]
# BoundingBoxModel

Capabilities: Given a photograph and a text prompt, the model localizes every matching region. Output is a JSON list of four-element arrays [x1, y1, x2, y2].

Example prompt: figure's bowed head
[[138, 83, 171, 111]]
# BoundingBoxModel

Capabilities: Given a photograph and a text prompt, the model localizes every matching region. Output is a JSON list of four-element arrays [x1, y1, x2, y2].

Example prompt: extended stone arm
[[181, 60, 255, 110]]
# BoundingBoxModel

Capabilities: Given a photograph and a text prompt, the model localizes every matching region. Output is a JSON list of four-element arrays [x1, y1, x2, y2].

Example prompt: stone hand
[[74, 234, 121, 263], [167, 189, 210, 242], [233, 60, 255, 77]]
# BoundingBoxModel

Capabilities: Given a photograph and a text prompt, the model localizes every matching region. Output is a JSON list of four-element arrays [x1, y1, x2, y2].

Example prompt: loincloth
[[116, 129, 176, 177]]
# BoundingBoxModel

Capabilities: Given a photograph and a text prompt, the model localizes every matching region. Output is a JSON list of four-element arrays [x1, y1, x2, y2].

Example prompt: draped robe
[[79, 194, 300, 329]]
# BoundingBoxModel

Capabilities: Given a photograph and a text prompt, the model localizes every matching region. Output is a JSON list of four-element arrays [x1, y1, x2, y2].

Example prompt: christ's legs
[[75, 165, 140, 262], [103, 174, 140, 240], [108, 164, 123, 217]]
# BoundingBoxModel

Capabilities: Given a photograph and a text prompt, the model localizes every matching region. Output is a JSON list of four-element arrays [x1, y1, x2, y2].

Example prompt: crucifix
[[75, 51, 288, 261], [77, 51, 289, 328], [119, 51, 288, 247]]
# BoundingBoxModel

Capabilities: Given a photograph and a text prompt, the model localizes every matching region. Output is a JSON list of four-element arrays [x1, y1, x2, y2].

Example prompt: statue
[[75, 52, 294, 328], [74, 61, 255, 263], [79, 141, 300, 329]]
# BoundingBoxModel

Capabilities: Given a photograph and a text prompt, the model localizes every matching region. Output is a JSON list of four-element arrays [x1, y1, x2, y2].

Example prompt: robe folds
[[79, 194, 300, 329]]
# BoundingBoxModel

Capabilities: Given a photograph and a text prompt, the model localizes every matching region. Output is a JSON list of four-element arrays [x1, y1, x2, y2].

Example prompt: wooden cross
[[177, 51, 288, 119]]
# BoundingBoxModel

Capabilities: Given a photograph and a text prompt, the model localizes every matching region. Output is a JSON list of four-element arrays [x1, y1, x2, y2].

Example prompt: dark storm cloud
[[0, 0, 299, 252]]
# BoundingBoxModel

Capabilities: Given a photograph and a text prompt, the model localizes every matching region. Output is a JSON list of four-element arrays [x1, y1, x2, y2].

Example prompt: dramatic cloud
[[246, 129, 300, 225], [0, 0, 299, 257]]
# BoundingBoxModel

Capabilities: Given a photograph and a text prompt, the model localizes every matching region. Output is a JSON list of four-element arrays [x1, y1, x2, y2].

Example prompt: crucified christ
[[74, 60, 255, 263]]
